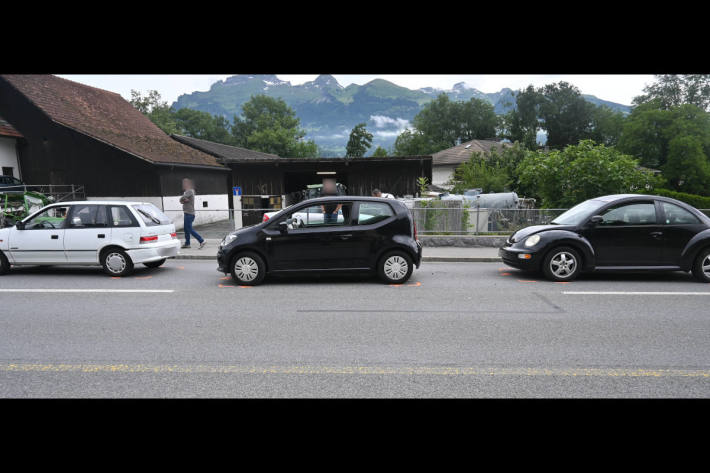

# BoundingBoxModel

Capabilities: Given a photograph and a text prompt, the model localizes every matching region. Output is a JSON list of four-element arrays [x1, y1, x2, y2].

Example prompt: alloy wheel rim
[[703, 255, 710, 278], [550, 251, 576, 279], [384, 255, 408, 280], [235, 257, 259, 282], [106, 253, 126, 274]]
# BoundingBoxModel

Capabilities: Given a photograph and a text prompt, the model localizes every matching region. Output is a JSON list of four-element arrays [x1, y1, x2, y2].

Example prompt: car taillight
[[263, 214, 270, 222], [170, 232, 177, 239], [413, 221, 418, 240], [140, 235, 158, 243]]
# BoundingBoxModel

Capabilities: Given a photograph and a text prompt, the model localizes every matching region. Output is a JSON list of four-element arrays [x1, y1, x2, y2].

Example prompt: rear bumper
[[415, 240, 422, 268], [127, 240, 180, 263]]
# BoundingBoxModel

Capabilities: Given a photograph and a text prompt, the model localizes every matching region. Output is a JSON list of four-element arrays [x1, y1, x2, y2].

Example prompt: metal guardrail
[[0, 184, 86, 202]]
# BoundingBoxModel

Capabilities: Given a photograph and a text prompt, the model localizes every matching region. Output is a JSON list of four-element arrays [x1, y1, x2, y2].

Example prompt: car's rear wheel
[[101, 248, 134, 277], [231, 251, 266, 286], [542, 246, 581, 282], [691, 248, 710, 283], [378, 251, 413, 284], [144, 259, 167, 269], [0, 251, 10, 275]]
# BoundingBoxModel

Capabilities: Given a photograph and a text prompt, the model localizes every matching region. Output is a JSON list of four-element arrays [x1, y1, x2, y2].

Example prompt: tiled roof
[[172, 134, 281, 162], [0, 74, 226, 169], [0, 114, 22, 138], [432, 139, 509, 166]]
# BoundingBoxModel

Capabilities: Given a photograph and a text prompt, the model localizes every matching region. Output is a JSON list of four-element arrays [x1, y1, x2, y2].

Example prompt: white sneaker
[[199, 241, 207, 249]]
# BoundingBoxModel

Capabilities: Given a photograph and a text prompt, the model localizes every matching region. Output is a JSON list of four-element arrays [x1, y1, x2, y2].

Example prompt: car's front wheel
[[231, 251, 266, 286], [542, 246, 582, 282], [101, 248, 134, 277], [378, 251, 413, 284], [144, 259, 167, 269], [0, 251, 10, 275], [691, 248, 710, 283]]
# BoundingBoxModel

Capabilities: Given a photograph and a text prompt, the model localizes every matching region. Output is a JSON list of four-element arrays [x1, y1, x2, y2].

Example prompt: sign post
[[232, 186, 242, 230]]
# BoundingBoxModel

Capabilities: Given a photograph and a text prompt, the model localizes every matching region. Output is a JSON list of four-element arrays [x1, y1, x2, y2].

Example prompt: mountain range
[[172, 75, 631, 156]]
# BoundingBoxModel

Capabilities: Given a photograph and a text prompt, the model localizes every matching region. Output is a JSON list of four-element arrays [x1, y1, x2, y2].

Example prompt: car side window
[[68, 204, 108, 228], [286, 203, 353, 228], [357, 202, 394, 225], [600, 202, 657, 226], [24, 206, 70, 230], [109, 206, 138, 227], [661, 202, 700, 225]]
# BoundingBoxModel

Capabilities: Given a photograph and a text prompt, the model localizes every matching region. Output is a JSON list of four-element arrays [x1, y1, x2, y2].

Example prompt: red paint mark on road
[[501, 272, 512, 276], [518, 280, 538, 283], [134, 276, 152, 280], [407, 281, 422, 287], [555, 281, 571, 284], [220, 276, 231, 280], [239, 286, 253, 289]]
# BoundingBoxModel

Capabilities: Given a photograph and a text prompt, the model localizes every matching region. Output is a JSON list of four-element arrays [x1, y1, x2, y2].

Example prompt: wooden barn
[[0, 74, 230, 228], [172, 134, 433, 203]]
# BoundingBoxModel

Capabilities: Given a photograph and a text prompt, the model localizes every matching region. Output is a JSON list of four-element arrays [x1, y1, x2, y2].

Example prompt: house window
[[2, 167, 13, 177]]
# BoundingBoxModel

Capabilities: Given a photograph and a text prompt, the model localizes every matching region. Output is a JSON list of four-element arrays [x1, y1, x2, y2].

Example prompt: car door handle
[[649, 231, 663, 238], [51, 235, 59, 240], [97, 234, 105, 238], [339, 234, 353, 240]]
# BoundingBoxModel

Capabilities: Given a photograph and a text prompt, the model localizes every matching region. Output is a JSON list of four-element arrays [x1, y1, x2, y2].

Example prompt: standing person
[[320, 178, 342, 224], [180, 178, 206, 249], [372, 188, 395, 199]]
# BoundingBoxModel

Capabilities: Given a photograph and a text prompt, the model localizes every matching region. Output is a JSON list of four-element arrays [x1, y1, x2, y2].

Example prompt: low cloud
[[370, 115, 411, 131]]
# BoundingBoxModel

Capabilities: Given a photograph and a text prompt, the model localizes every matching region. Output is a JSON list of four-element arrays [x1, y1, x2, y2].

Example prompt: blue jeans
[[324, 212, 338, 224], [184, 213, 203, 245]]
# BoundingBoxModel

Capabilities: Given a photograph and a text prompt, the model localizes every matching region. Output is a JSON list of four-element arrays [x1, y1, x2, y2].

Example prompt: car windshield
[[551, 199, 604, 225], [132, 203, 171, 226]]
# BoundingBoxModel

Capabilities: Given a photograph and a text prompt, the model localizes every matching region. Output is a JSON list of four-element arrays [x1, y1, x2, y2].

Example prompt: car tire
[[542, 246, 582, 282], [101, 248, 134, 277], [691, 247, 710, 283], [144, 259, 167, 269], [230, 251, 266, 286], [0, 251, 10, 275], [378, 250, 414, 284]]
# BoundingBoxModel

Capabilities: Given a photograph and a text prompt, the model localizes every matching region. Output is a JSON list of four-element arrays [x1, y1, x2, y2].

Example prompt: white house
[[0, 115, 22, 179], [432, 139, 509, 189]]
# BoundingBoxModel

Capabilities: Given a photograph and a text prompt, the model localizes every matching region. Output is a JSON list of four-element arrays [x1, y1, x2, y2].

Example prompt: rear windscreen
[[132, 203, 172, 226]]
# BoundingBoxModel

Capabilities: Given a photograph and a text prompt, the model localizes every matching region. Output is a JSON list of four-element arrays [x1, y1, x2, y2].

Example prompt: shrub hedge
[[649, 189, 710, 209]]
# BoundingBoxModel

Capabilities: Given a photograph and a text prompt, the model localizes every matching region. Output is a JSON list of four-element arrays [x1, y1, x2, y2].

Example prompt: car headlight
[[524, 234, 541, 247], [220, 233, 238, 246]]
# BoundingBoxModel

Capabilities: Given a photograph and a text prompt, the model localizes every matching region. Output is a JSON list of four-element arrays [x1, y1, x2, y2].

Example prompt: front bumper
[[499, 246, 541, 270], [217, 246, 229, 273]]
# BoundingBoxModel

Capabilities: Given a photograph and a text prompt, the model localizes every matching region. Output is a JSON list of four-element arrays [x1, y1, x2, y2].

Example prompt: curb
[[173, 255, 502, 263]]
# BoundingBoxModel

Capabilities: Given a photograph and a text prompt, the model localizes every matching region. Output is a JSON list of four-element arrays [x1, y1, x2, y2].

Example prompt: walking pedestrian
[[180, 178, 206, 249]]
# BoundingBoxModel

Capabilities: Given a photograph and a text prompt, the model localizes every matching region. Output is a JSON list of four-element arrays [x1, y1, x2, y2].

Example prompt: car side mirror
[[278, 221, 289, 234], [15, 221, 25, 230], [589, 215, 603, 225]]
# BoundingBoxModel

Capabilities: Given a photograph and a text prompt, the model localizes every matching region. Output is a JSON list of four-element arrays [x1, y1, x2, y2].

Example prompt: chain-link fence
[[160, 206, 710, 236]]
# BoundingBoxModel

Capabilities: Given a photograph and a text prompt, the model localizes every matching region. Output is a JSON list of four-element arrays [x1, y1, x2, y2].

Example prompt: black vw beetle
[[499, 194, 710, 282]]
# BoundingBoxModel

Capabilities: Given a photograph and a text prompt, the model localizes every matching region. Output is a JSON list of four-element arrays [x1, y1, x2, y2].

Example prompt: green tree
[[371, 146, 389, 157], [634, 74, 710, 111], [588, 105, 625, 146], [231, 95, 318, 157], [516, 140, 661, 207], [618, 102, 710, 193], [173, 108, 233, 144], [500, 85, 542, 149], [451, 156, 509, 193], [393, 93, 498, 155], [130, 89, 180, 135], [345, 123, 373, 157], [538, 82, 595, 149]]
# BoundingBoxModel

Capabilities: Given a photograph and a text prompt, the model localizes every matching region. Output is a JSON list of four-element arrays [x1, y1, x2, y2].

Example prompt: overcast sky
[[59, 74, 655, 106]]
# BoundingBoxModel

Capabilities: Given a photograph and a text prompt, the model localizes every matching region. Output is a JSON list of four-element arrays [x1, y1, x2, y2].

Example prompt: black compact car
[[499, 194, 710, 282], [217, 196, 422, 285]]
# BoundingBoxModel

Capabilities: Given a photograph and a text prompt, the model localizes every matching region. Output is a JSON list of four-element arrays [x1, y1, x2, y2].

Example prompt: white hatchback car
[[0, 201, 180, 277]]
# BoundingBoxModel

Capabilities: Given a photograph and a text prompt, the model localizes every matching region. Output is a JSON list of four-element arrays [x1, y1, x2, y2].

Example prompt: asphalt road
[[1, 260, 709, 397]]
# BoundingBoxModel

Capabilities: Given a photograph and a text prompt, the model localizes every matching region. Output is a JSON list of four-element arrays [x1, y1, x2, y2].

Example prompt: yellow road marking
[[0, 363, 708, 378]]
